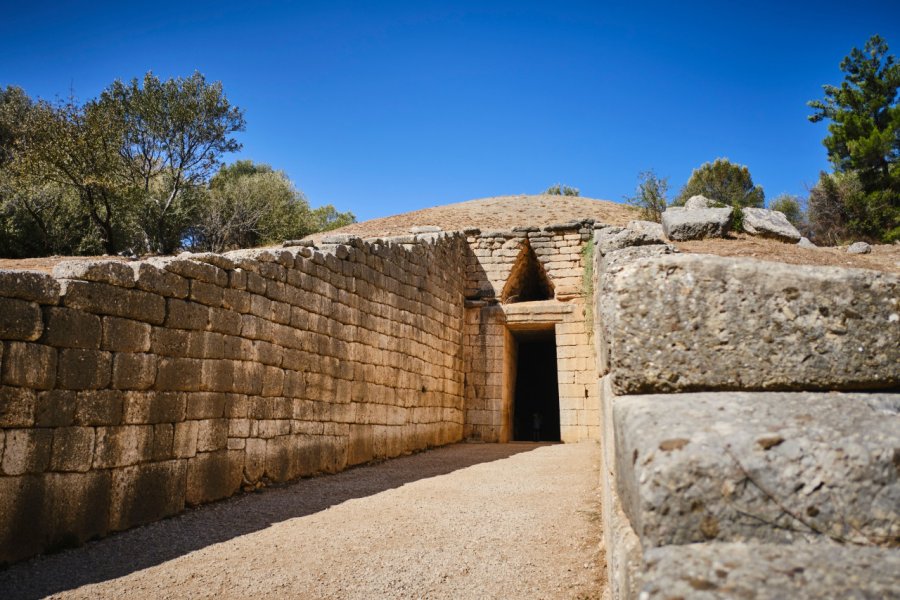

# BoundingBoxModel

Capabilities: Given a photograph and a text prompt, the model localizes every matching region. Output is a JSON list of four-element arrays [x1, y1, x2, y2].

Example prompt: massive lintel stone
[[741, 207, 801, 242], [614, 391, 900, 549], [603, 254, 899, 393], [661, 207, 732, 240], [639, 542, 900, 599]]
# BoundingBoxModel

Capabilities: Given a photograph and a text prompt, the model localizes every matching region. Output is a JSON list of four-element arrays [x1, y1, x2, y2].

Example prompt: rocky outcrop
[[741, 207, 802, 242], [661, 207, 732, 240]]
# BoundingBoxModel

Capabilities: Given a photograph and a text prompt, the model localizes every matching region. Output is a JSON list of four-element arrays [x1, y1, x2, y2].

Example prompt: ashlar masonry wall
[[462, 222, 599, 443], [0, 233, 467, 564]]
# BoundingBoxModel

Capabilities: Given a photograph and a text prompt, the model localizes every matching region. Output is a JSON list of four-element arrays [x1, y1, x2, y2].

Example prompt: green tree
[[769, 194, 805, 228], [624, 170, 669, 223], [674, 158, 765, 208], [99, 71, 246, 253], [544, 183, 580, 196], [808, 35, 900, 241], [191, 161, 355, 252]]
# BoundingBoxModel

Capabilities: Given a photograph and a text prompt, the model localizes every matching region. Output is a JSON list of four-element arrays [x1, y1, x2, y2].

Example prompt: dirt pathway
[[2, 441, 604, 600]]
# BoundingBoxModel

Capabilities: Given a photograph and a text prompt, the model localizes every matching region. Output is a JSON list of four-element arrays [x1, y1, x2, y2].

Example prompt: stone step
[[613, 391, 900, 549], [598, 253, 899, 394], [638, 542, 900, 599]]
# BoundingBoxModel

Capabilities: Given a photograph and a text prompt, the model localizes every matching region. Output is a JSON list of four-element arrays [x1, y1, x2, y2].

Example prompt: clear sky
[[2, 1, 899, 222]]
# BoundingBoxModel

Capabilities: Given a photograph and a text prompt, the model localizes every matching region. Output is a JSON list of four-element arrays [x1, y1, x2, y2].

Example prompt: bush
[[624, 170, 668, 223], [674, 158, 765, 209], [544, 183, 580, 196]]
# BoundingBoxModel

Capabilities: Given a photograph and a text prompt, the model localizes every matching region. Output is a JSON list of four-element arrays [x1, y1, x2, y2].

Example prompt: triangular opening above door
[[500, 241, 554, 303]]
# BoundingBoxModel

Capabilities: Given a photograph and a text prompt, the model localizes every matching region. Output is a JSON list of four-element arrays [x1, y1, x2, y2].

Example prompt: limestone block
[[178, 251, 236, 271], [111, 353, 157, 390], [1, 428, 52, 475], [101, 317, 151, 353], [151, 423, 174, 460], [185, 450, 241, 505], [196, 418, 228, 452], [93, 425, 153, 469], [639, 543, 900, 600], [0, 297, 43, 341], [200, 359, 235, 393], [741, 207, 802, 242], [155, 357, 202, 391], [57, 348, 112, 390], [62, 280, 166, 325], [49, 427, 95, 472], [661, 207, 732, 240], [39, 307, 101, 348], [108, 460, 187, 531], [0, 471, 110, 564], [683, 194, 719, 209], [244, 437, 266, 481], [0, 270, 60, 304], [224, 394, 249, 418], [185, 392, 227, 419], [35, 390, 76, 427], [122, 391, 185, 424], [53, 260, 135, 288], [848, 241, 872, 254], [130, 261, 189, 298], [166, 298, 210, 330], [603, 254, 899, 393], [173, 420, 198, 458], [2, 342, 57, 389], [222, 288, 251, 314], [595, 226, 666, 255], [189, 280, 224, 307], [155, 257, 227, 286], [614, 391, 900, 548], [74, 390, 123, 426]]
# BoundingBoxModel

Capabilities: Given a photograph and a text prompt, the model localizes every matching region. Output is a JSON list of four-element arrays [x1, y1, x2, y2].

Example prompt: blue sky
[[2, 1, 899, 222]]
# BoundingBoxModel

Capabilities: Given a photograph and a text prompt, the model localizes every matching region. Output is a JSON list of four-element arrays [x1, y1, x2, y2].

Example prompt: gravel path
[[1, 441, 605, 600]]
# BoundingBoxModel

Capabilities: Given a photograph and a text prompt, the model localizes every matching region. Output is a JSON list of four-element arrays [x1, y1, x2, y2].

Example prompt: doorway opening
[[510, 328, 560, 441]]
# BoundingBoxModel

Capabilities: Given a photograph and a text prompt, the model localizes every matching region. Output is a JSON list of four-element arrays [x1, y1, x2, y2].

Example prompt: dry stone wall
[[0, 233, 467, 564], [590, 230, 900, 599]]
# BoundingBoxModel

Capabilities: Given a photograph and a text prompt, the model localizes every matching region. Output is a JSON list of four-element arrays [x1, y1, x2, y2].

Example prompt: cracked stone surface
[[614, 391, 900, 549]]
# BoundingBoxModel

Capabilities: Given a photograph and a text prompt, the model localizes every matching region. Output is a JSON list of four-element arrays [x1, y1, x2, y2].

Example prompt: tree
[[99, 72, 246, 253], [808, 35, 900, 241], [544, 183, 580, 196], [674, 158, 765, 208], [769, 193, 805, 229], [190, 161, 355, 252], [624, 170, 669, 223]]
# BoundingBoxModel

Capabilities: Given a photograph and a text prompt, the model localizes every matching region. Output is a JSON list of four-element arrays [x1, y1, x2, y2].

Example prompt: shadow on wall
[[0, 442, 546, 600]]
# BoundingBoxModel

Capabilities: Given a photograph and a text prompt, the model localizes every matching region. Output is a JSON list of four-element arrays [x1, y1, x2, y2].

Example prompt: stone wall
[[590, 230, 900, 598], [0, 233, 468, 564]]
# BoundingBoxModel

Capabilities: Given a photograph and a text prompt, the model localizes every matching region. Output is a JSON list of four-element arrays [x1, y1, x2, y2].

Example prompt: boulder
[[848, 241, 872, 254], [626, 220, 665, 241], [797, 236, 817, 249], [595, 225, 667, 255], [741, 207, 801, 243], [661, 207, 732, 241], [683, 195, 719, 210]]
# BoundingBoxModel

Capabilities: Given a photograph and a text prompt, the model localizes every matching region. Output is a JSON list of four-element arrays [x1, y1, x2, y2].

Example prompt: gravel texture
[[0, 441, 605, 600]]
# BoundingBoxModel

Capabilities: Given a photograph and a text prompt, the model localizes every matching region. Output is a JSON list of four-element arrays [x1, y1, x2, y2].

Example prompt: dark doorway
[[512, 330, 560, 441]]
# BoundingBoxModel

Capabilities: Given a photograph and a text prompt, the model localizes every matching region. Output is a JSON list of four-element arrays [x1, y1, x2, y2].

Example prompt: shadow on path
[[0, 442, 549, 599]]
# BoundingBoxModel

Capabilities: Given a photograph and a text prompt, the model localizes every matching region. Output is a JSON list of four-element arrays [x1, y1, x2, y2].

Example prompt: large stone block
[[155, 357, 202, 391], [603, 254, 899, 393], [93, 425, 153, 469], [40, 306, 101, 348], [0, 270, 60, 304], [173, 420, 198, 458], [53, 260, 135, 288], [34, 389, 76, 426], [49, 426, 95, 472], [130, 261, 189, 298], [1, 428, 52, 475], [111, 352, 157, 390], [101, 317, 151, 352], [74, 389, 123, 426], [741, 207, 802, 242], [0, 297, 43, 341], [661, 207, 732, 240], [639, 542, 900, 600], [185, 450, 240, 505], [0, 387, 36, 427], [1, 341, 57, 389], [0, 471, 110, 564], [57, 348, 112, 390], [108, 460, 186, 531], [61, 280, 166, 325], [122, 391, 185, 424], [614, 391, 900, 549]]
